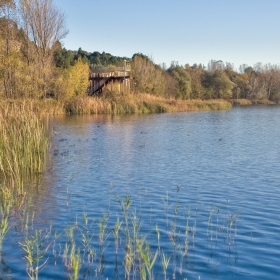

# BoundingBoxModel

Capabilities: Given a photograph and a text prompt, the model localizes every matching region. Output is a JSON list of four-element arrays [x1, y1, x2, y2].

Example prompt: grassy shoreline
[[232, 98, 278, 106], [4, 95, 278, 117], [65, 94, 232, 114], [1, 94, 233, 116]]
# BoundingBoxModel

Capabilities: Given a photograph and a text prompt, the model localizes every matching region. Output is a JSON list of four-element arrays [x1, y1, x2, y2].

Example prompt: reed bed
[[0, 94, 232, 117], [0, 99, 65, 115], [0, 101, 49, 189], [65, 92, 232, 114], [250, 99, 276, 105], [232, 99, 252, 106], [233, 99, 278, 105]]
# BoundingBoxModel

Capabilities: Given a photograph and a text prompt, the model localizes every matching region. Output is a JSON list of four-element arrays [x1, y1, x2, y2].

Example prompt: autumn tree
[[53, 58, 89, 100], [185, 63, 205, 99], [224, 66, 251, 99], [164, 72, 177, 98], [19, 0, 68, 97], [131, 54, 165, 95], [0, 0, 22, 98], [256, 64, 280, 101]]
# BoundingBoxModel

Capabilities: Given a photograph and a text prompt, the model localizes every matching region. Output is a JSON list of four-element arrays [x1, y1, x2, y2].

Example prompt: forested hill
[[54, 47, 130, 69]]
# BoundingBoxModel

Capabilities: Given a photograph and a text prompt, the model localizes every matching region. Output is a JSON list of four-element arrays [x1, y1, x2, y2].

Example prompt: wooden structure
[[89, 63, 132, 95]]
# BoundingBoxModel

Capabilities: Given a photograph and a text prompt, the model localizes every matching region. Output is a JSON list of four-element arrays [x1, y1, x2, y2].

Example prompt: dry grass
[[65, 92, 232, 114], [0, 94, 232, 117], [250, 99, 276, 105], [232, 99, 252, 105], [0, 99, 65, 115]]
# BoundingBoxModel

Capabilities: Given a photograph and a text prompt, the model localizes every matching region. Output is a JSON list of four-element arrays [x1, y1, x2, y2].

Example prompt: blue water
[[3, 106, 280, 279]]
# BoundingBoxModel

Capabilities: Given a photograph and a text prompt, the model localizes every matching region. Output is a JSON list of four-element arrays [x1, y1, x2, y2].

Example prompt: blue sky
[[53, 0, 280, 69]]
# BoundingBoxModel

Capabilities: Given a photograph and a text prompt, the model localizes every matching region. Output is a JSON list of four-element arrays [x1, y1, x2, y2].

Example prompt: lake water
[[2, 106, 280, 279]]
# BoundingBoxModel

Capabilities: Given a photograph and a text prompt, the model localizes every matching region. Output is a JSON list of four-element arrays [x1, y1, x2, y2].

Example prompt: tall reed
[[65, 93, 232, 115], [0, 101, 49, 189], [19, 229, 52, 280], [0, 188, 12, 251]]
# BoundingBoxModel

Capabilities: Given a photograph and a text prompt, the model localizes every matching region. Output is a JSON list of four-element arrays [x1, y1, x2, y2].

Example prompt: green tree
[[168, 64, 192, 99], [212, 70, 234, 99], [55, 48, 74, 68]]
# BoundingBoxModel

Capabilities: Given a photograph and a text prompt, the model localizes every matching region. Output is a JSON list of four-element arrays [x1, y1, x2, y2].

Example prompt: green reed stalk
[[124, 240, 133, 280], [99, 213, 107, 245], [139, 243, 158, 280], [19, 229, 52, 280], [113, 216, 122, 255], [80, 211, 95, 263], [69, 243, 81, 280], [0, 101, 49, 191], [161, 251, 171, 280], [0, 188, 12, 251]]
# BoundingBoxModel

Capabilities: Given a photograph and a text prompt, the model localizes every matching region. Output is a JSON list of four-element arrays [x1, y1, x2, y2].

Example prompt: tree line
[[1, 0, 280, 102], [61, 48, 280, 102], [130, 57, 280, 102]]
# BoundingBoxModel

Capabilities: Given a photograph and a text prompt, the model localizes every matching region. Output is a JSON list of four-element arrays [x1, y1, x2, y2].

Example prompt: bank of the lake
[[65, 94, 232, 114], [232, 98, 278, 106], [1, 94, 232, 116]]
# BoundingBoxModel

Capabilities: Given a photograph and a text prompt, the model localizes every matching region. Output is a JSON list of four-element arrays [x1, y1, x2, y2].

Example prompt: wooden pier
[[89, 64, 132, 95]]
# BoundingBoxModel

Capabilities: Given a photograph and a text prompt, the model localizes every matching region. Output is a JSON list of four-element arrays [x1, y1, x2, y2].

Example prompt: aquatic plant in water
[[19, 229, 52, 280], [0, 187, 240, 279], [0, 101, 49, 190]]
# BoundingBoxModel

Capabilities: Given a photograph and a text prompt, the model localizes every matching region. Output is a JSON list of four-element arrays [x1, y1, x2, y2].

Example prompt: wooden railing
[[90, 71, 131, 78]]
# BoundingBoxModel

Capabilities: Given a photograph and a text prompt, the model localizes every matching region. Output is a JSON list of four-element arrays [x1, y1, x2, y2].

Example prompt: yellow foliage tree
[[70, 58, 90, 96], [53, 58, 89, 100], [131, 55, 166, 96]]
